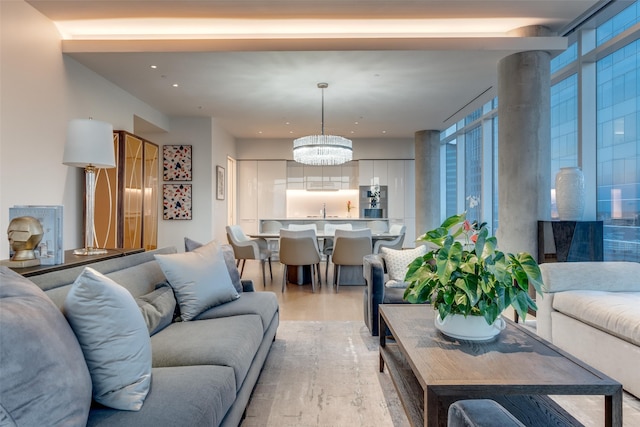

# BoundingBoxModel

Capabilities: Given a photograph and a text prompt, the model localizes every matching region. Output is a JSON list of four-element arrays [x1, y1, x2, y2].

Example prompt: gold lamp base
[[73, 247, 108, 256]]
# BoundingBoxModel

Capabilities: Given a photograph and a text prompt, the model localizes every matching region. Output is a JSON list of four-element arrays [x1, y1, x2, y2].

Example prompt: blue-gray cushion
[[136, 284, 177, 336], [151, 314, 263, 387], [184, 237, 242, 293], [0, 266, 92, 425], [196, 291, 279, 332], [64, 267, 152, 411], [87, 366, 236, 427], [155, 241, 240, 321]]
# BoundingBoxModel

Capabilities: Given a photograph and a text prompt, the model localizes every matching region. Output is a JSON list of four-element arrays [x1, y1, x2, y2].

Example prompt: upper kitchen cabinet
[[359, 160, 388, 186], [286, 161, 358, 190]]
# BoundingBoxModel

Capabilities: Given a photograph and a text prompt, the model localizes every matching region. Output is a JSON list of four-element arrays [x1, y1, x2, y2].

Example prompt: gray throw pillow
[[136, 284, 177, 335], [64, 267, 152, 411], [184, 237, 243, 293], [155, 240, 240, 321], [0, 267, 92, 426]]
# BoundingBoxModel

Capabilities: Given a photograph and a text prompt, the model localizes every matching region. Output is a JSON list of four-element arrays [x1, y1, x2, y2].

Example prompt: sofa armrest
[[363, 254, 387, 336], [241, 279, 255, 292], [539, 262, 640, 294]]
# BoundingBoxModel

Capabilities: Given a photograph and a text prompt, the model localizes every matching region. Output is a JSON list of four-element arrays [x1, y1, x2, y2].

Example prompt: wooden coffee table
[[379, 304, 623, 427]]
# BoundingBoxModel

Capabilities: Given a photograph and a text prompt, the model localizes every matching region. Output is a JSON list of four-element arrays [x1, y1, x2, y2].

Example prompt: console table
[[537, 220, 603, 263], [7, 248, 144, 277], [379, 304, 622, 427]]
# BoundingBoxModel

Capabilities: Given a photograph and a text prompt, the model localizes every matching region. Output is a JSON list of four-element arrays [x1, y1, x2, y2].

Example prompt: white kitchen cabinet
[[387, 160, 405, 220], [238, 160, 258, 234], [373, 160, 388, 185], [341, 161, 358, 189], [358, 160, 374, 187], [257, 160, 287, 219], [287, 161, 304, 189]]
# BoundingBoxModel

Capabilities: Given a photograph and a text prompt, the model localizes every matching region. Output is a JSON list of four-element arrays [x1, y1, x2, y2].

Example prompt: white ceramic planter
[[555, 166, 585, 221], [434, 313, 506, 341]]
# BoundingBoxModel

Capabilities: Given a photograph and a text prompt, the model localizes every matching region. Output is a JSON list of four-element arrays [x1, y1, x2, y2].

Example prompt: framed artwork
[[216, 165, 225, 200], [163, 145, 192, 181], [163, 184, 192, 220]]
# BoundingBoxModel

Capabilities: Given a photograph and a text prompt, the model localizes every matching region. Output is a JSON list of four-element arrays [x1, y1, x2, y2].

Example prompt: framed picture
[[163, 145, 192, 181], [163, 184, 192, 220], [216, 165, 225, 200]]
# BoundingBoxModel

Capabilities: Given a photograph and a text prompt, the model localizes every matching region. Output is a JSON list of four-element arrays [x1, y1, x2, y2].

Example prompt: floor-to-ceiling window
[[439, 0, 640, 262]]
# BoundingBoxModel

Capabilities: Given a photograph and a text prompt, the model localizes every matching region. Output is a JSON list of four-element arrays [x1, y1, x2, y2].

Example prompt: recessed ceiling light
[[285, 121, 290, 125], [354, 121, 359, 125], [172, 83, 179, 87], [150, 65, 157, 69], [258, 131, 263, 134], [382, 130, 387, 134]]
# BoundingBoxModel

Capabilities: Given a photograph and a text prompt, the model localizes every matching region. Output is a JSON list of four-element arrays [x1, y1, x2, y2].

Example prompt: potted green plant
[[403, 212, 543, 340]]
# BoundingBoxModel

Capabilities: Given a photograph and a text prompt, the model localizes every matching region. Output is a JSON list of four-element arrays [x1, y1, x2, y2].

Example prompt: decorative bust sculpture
[[7, 216, 44, 266]]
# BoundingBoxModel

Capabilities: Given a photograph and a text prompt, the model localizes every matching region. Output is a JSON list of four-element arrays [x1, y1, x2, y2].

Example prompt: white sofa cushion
[[552, 290, 640, 347]]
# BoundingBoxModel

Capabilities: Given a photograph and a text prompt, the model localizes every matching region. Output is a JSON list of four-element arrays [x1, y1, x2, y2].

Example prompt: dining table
[[248, 231, 400, 285]]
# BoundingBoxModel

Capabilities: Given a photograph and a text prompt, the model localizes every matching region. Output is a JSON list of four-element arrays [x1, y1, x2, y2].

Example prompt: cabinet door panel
[[143, 142, 159, 250], [122, 134, 144, 249], [387, 160, 405, 219], [238, 160, 258, 221], [257, 160, 286, 219]]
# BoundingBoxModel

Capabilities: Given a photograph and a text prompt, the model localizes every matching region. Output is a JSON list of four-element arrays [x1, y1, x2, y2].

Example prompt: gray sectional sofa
[[537, 261, 640, 398], [0, 244, 279, 426]]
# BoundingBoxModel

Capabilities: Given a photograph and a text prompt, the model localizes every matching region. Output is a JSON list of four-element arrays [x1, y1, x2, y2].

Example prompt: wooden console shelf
[[8, 248, 144, 277]]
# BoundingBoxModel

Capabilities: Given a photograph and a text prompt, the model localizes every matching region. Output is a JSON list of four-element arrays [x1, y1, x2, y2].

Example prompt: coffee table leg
[[606, 387, 623, 427], [379, 313, 387, 372]]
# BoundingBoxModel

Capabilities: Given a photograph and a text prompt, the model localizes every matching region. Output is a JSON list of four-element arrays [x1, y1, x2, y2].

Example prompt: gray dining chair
[[322, 223, 353, 279], [226, 225, 272, 287], [330, 228, 372, 292], [373, 224, 406, 253], [279, 228, 322, 292]]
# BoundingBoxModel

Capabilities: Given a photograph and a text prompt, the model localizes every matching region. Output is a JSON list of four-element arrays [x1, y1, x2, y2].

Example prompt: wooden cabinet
[[538, 221, 603, 262], [94, 131, 159, 250]]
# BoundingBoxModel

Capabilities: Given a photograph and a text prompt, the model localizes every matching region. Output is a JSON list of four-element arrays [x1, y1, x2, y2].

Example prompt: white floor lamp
[[63, 118, 115, 255]]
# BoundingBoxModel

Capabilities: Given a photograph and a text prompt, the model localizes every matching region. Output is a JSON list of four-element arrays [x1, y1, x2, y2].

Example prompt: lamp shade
[[63, 119, 115, 168]]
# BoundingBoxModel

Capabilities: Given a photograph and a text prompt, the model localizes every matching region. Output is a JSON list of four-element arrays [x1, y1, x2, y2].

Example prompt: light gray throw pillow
[[0, 267, 92, 426], [155, 240, 240, 321], [381, 245, 428, 282], [185, 237, 243, 293], [64, 267, 152, 411]]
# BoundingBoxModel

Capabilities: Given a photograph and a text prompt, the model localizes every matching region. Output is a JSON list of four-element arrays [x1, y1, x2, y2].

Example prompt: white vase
[[555, 167, 585, 221], [434, 313, 506, 341]]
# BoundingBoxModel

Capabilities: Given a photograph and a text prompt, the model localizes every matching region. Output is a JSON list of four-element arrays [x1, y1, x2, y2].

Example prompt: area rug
[[241, 321, 410, 427]]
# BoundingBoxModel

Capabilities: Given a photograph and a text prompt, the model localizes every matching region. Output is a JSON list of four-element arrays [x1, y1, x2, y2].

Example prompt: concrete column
[[415, 130, 441, 236], [496, 26, 551, 259]]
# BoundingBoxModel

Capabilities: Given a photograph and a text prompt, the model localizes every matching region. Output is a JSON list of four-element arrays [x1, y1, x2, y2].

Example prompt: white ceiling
[[27, 0, 602, 140]]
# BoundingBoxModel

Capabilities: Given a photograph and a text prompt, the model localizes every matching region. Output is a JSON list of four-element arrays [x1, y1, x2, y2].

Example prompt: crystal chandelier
[[293, 83, 353, 166]]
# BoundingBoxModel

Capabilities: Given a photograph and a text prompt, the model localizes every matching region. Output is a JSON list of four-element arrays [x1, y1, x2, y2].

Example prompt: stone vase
[[555, 167, 585, 221], [434, 313, 506, 342]]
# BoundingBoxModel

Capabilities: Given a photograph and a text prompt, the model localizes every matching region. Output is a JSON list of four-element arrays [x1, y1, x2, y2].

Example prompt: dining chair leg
[[311, 264, 316, 293], [316, 263, 322, 287], [268, 257, 273, 280], [336, 265, 341, 293], [261, 260, 267, 288], [325, 256, 330, 284], [240, 259, 246, 276], [281, 265, 287, 292]]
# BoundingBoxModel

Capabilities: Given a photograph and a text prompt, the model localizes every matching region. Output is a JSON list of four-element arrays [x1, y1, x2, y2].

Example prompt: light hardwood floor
[[240, 257, 640, 426]]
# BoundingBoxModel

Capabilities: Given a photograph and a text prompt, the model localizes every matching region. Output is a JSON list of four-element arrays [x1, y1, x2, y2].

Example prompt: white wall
[[0, 0, 218, 259], [143, 117, 236, 251], [236, 138, 414, 160]]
